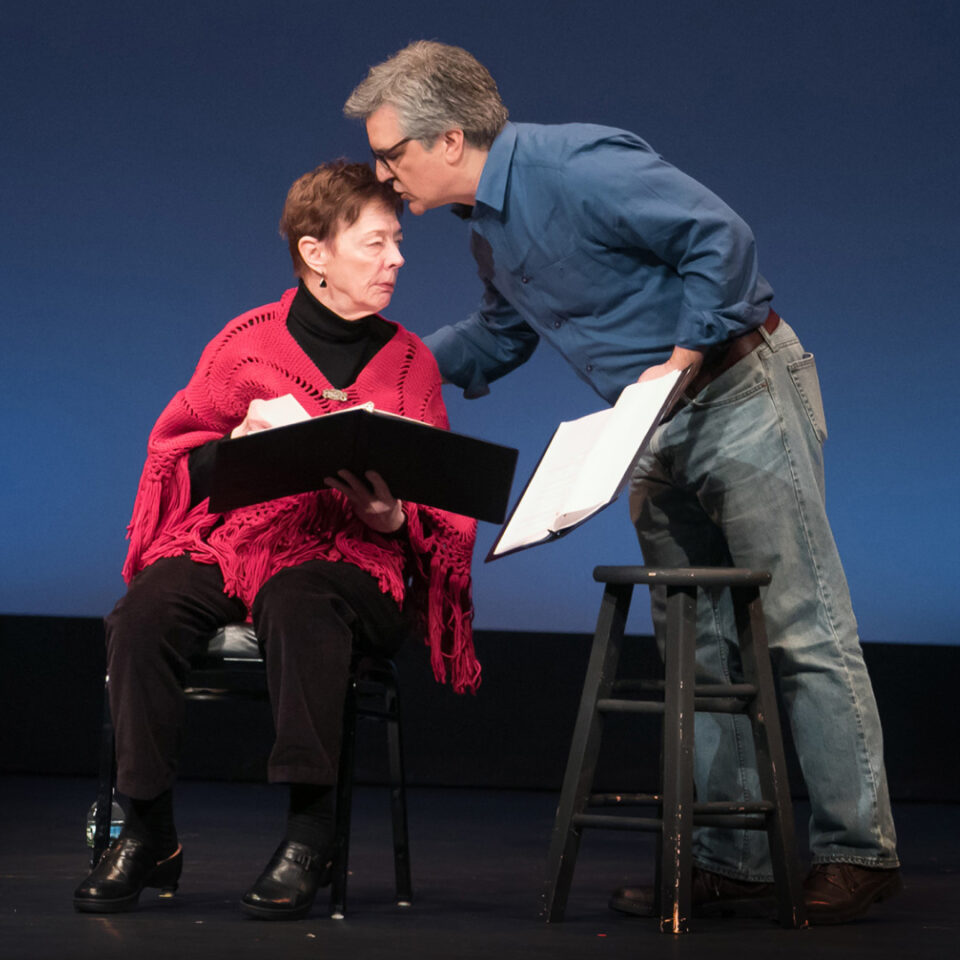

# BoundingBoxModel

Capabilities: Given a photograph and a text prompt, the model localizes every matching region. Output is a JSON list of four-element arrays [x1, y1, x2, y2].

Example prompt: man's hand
[[637, 346, 704, 383], [324, 469, 405, 534]]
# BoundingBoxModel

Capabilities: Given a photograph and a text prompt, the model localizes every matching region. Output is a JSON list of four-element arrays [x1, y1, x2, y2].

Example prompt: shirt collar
[[452, 122, 517, 221]]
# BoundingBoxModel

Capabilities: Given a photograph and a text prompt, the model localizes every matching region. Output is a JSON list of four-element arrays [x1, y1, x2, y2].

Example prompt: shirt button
[[585, 363, 594, 372], [521, 275, 530, 284], [553, 320, 562, 329]]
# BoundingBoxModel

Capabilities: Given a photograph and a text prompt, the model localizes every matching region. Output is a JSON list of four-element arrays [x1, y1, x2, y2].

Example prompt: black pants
[[105, 555, 407, 798]]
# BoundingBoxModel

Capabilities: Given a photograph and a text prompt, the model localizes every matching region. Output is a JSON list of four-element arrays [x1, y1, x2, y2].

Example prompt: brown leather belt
[[685, 308, 781, 397]]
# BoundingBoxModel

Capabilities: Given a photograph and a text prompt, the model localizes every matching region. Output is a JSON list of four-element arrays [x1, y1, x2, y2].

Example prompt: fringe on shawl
[[206, 491, 407, 614], [404, 504, 480, 695], [123, 455, 195, 583], [124, 463, 480, 694]]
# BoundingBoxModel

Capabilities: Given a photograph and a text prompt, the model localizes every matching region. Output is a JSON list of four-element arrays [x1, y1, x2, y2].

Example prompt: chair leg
[[330, 675, 359, 920], [91, 677, 117, 867], [732, 586, 806, 928], [658, 585, 697, 934], [542, 582, 633, 922], [383, 665, 413, 906]]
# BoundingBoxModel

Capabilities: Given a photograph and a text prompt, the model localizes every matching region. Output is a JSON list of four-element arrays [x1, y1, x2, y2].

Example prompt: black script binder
[[209, 406, 518, 524]]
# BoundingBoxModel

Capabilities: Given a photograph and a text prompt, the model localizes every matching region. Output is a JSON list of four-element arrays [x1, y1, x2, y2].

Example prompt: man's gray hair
[[344, 41, 508, 149]]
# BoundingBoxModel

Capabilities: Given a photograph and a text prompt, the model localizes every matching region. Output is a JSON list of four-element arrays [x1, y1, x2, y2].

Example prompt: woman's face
[[319, 201, 404, 319]]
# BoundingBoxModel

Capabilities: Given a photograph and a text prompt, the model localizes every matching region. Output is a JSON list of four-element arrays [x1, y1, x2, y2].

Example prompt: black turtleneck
[[287, 280, 394, 389], [187, 283, 395, 506]]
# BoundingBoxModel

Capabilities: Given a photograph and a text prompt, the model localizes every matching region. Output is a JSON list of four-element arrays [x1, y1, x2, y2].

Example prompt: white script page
[[493, 407, 612, 554], [557, 372, 682, 526]]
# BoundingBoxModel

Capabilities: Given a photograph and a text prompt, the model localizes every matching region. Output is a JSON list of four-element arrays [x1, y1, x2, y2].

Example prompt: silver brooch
[[321, 388, 349, 402]]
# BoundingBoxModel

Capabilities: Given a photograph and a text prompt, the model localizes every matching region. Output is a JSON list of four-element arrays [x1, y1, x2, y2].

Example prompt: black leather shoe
[[610, 865, 776, 918], [73, 837, 183, 913], [241, 839, 333, 920]]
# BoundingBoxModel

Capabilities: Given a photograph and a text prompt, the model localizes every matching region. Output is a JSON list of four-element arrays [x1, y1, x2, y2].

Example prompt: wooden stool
[[542, 566, 805, 933]]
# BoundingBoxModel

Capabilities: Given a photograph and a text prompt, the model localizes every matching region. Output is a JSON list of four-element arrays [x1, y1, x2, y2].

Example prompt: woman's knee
[[104, 557, 222, 663], [253, 564, 343, 620], [105, 594, 185, 672], [252, 565, 357, 650]]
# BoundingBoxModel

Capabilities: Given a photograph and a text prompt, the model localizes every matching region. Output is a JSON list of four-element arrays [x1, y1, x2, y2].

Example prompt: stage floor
[[1, 776, 956, 959]]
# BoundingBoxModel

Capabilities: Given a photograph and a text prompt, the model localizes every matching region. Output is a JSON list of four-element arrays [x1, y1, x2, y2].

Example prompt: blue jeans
[[629, 319, 898, 881]]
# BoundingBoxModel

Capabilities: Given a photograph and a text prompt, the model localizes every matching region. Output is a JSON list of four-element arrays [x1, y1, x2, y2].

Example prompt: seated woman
[[74, 161, 478, 920]]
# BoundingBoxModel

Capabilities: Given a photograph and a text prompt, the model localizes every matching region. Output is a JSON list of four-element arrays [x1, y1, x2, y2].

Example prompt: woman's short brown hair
[[279, 160, 402, 277]]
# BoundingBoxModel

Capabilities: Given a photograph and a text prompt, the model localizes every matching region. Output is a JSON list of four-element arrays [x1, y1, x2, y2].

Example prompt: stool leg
[[542, 582, 632, 922], [91, 677, 117, 867], [330, 676, 359, 920], [383, 666, 413, 906], [658, 585, 697, 934], [733, 585, 806, 928]]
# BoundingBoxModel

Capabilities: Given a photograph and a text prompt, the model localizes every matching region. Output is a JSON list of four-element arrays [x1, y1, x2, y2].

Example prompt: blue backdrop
[[3, 0, 958, 644]]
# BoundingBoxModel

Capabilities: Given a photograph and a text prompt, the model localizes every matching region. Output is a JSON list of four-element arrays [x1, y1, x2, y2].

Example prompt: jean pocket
[[788, 353, 828, 444], [689, 350, 768, 409]]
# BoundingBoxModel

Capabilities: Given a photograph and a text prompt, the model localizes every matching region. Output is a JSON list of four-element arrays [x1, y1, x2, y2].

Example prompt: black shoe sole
[[73, 893, 141, 914], [241, 898, 315, 921], [73, 884, 178, 914]]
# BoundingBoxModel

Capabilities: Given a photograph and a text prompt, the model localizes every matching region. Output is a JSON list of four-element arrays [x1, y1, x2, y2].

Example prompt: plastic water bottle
[[85, 798, 125, 848]]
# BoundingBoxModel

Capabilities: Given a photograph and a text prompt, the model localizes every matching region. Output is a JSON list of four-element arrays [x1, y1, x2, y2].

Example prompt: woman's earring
[[319, 274, 327, 288]]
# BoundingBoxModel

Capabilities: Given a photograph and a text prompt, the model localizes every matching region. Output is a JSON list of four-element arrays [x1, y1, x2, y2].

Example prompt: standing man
[[345, 40, 900, 925]]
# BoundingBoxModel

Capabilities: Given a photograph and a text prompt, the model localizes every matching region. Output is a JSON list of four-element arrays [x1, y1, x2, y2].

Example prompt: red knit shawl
[[123, 288, 480, 693]]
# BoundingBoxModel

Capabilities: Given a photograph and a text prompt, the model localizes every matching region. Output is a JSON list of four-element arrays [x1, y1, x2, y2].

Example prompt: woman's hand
[[231, 396, 309, 438], [324, 469, 405, 534]]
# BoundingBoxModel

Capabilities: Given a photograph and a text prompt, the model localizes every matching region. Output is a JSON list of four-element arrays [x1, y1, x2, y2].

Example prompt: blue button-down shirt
[[424, 122, 774, 404]]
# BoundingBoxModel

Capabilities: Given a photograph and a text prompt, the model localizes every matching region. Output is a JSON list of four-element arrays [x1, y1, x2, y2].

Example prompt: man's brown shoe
[[803, 863, 902, 925], [610, 866, 776, 918]]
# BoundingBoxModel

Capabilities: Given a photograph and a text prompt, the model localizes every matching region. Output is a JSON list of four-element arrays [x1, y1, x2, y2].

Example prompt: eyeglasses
[[370, 136, 412, 170]]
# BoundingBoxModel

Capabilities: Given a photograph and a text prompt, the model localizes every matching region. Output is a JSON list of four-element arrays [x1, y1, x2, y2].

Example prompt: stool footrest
[[593, 566, 772, 588], [597, 695, 752, 715], [611, 680, 757, 697], [586, 795, 774, 816], [590, 793, 661, 806], [576, 805, 774, 834], [573, 813, 662, 832], [597, 697, 664, 715]]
